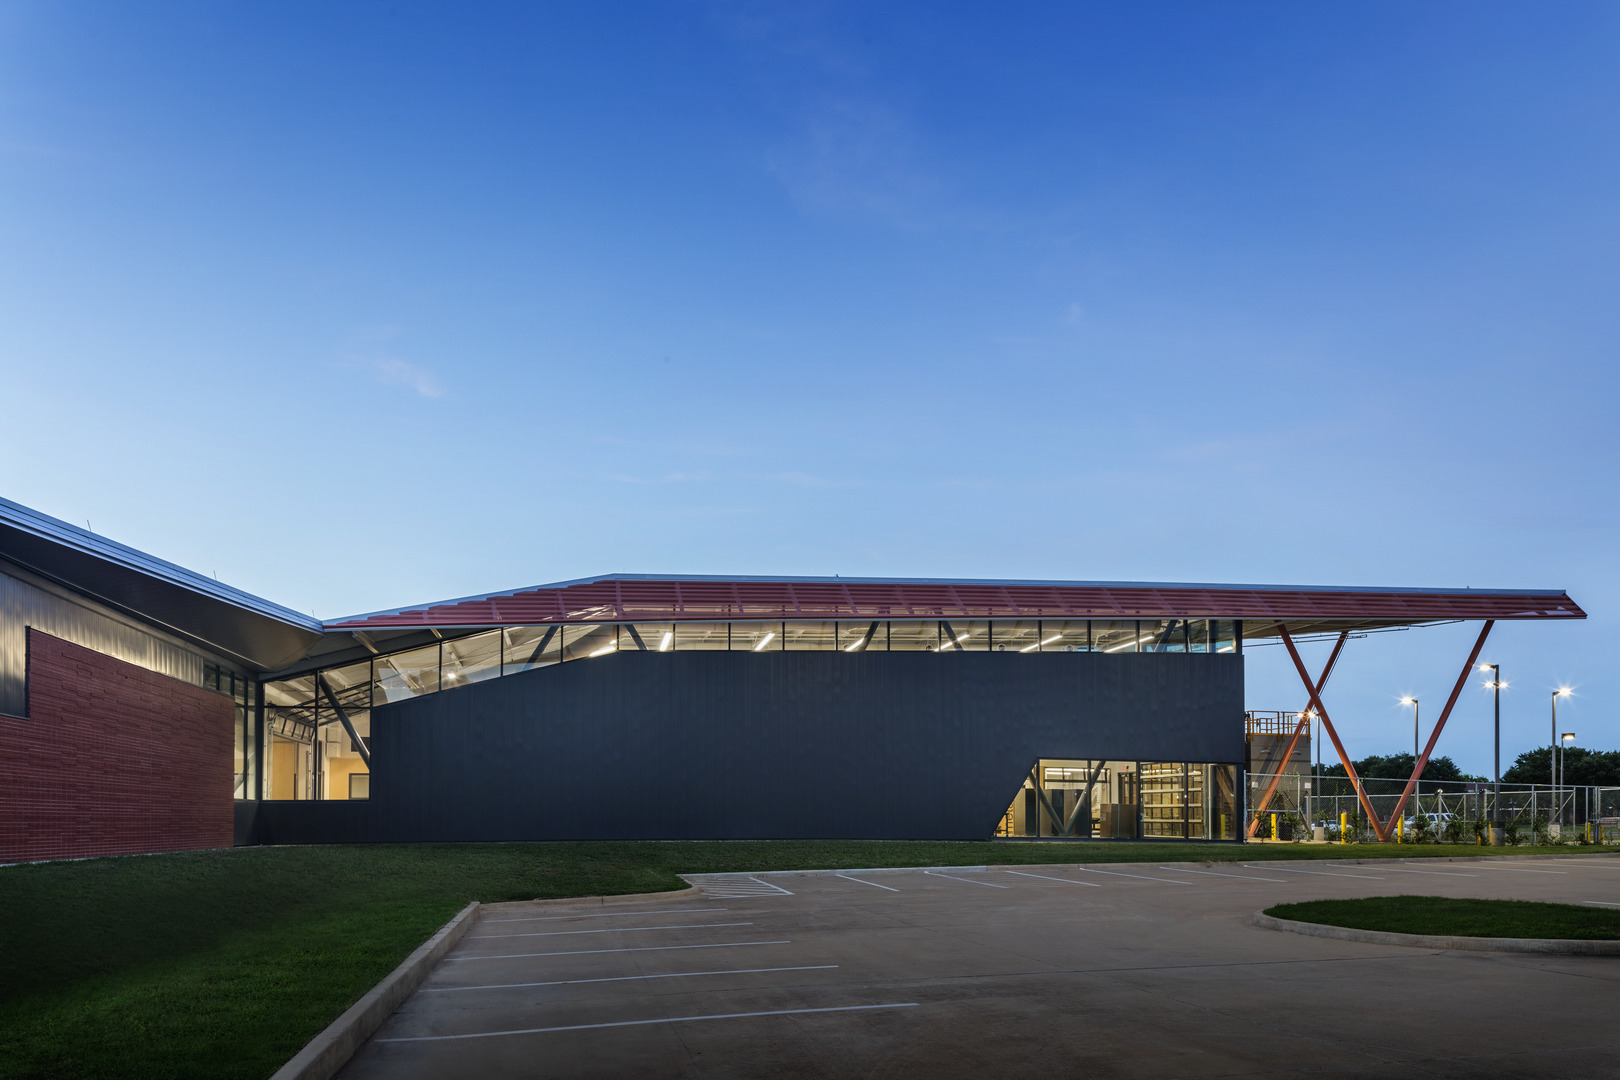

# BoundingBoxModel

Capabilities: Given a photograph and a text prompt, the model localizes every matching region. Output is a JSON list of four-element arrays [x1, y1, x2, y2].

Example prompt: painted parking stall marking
[[424, 965, 841, 994], [925, 870, 1010, 888], [1245, 864, 1383, 880], [1002, 870, 1101, 887], [1327, 864, 1475, 878], [837, 874, 901, 891], [1158, 866, 1289, 882], [471, 922, 753, 941], [445, 941, 793, 963], [481, 907, 730, 924], [697, 875, 796, 898], [1069, 866, 1193, 885], [374, 1003, 922, 1043]]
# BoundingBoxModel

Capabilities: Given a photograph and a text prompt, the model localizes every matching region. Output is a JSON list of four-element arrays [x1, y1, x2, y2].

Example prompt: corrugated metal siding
[[249, 649, 1244, 844], [0, 564, 227, 717]]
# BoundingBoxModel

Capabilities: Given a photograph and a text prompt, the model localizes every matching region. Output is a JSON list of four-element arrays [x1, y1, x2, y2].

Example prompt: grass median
[[1264, 895, 1620, 939], [0, 839, 1605, 1079]]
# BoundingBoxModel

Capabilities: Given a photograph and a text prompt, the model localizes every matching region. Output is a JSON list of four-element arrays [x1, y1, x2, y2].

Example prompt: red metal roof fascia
[[324, 582, 1584, 629]]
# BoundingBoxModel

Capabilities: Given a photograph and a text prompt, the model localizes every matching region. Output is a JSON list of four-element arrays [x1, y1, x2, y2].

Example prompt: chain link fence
[[1245, 773, 1620, 844]]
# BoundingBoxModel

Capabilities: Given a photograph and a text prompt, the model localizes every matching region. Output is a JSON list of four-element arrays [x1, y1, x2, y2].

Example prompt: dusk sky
[[2, 2, 1615, 774]]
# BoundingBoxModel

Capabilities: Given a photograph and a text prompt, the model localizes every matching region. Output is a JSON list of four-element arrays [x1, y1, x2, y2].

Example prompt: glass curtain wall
[[998, 759, 1240, 840], [207, 663, 257, 801]]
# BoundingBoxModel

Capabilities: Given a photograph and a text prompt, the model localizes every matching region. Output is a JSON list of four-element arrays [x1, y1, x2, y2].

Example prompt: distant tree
[[1503, 746, 1620, 786], [1320, 754, 1479, 782]]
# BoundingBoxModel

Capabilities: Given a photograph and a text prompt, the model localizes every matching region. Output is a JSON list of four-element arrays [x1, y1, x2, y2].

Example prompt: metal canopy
[[325, 572, 1584, 634], [0, 496, 324, 671]]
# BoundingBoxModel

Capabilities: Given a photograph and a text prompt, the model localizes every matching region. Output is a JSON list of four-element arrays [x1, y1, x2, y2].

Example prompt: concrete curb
[[482, 887, 696, 912], [269, 901, 482, 1080], [1252, 910, 1620, 955], [686, 865, 990, 879]]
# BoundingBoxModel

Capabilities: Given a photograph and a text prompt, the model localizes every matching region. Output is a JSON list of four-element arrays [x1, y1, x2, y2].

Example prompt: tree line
[[1316, 747, 1620, 786]]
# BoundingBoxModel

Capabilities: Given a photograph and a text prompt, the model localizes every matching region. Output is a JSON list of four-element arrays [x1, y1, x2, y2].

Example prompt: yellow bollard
[[1340, 811, 1348, 844], [1271, 812, 1278, 842], [1397, 816, 1403, 843]]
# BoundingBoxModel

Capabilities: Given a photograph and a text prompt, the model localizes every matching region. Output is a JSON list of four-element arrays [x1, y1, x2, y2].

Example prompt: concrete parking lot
[[339, 854, 1620, 1079]]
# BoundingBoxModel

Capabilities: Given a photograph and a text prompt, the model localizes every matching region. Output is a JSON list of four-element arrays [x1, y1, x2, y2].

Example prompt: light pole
[[1480, 663, 1502, 841], [1560, 732, 1576, 826], [1402, 697, 1420, 763], [1551, 689, 1570, 791]]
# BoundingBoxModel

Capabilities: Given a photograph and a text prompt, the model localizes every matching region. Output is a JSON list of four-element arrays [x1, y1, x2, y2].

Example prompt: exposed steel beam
[[1384, 620, 1495, 832], [1279, 624, 1388, 840], [1246, 630, 1348, 837]]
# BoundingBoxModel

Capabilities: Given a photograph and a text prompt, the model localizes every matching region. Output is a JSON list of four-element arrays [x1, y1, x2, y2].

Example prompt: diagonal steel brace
[[1246, 631, 1348, 837]]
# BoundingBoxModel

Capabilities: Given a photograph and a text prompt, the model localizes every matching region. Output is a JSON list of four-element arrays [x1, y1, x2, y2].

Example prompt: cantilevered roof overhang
[[325, 573, 1584, 639], [0, 496, 324, 671]]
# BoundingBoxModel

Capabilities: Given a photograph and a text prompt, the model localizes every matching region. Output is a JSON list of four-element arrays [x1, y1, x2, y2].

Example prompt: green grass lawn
[[0, 840, 1606, 1079], [1264, 895, 1620, 939]]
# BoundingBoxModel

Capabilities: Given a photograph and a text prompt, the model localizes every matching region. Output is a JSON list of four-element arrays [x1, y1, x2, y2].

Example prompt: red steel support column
[[1384, 620, 1495, 831], [1279, 625, 1389, 840], [1246, 631, 1348, 838]]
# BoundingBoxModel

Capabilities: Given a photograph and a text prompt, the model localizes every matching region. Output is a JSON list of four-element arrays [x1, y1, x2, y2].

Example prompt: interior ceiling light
[[939, 631, 972, 652], [659, 631, 673, 652], [589, 643, 617, 658], [1104, 633, 1156, 653], [1020, 634, 1064, 653], [753, 632, 775, 652]]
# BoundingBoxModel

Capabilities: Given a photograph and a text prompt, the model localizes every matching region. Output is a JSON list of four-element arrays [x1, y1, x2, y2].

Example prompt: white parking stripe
[[925, 871, 1009, 888], [837, 874, 900, 891], [447, 941, 790, 962], [1070, 867, 1193, 885], [1470, 864, 1566, 874], [376, 1003, 921, 1042], [472, 922, 751, 940], [1327, 864, 1475, 878], [483, 908, 728, 924], [1003, 870, 1101, 887], [1583, 900, 1620, 907], [1158, 866, 1288, 883], [425, 965, 839, 993], [1244, 864, 1382, 880], [700, 875, 796, 897]]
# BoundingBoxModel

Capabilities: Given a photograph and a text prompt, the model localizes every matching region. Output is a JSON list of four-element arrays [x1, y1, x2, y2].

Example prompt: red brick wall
[[0, 629, 235, 863]]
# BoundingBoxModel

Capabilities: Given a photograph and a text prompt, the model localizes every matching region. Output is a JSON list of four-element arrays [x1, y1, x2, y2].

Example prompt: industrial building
[[0, 495, 1586, 862]]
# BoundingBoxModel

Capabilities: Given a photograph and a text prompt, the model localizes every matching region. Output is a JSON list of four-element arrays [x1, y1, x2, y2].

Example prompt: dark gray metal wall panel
[[251, 800, 377, 845], [353, 651, 1243, 842], [0, 562, 237, 717], [234, 800, 259, 846]]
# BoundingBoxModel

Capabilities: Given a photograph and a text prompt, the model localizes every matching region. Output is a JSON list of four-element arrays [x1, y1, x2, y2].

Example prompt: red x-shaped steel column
[[1384, 620, 1494, 830], [1245, 630, 1348, 838], [1278, 625, 1389, 840]]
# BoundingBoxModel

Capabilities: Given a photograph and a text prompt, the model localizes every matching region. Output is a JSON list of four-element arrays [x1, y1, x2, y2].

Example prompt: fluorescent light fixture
[[659, 631, 673, 652], [1019, 635, 1063, 653], [844, 640, 864, 652], [940, 631, 972, 652], [753, 632, 775, 652], [1104, 633, 1157, 654], [1217, 646, 1235, 653], [589, 643, 617, 658]]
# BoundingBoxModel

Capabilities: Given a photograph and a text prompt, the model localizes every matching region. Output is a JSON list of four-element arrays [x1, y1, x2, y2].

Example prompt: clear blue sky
[[2, 2, 1616, 774]]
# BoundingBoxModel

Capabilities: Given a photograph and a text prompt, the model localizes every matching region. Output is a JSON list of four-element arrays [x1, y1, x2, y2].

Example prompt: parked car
[[1403, 812, 1455, 833]]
